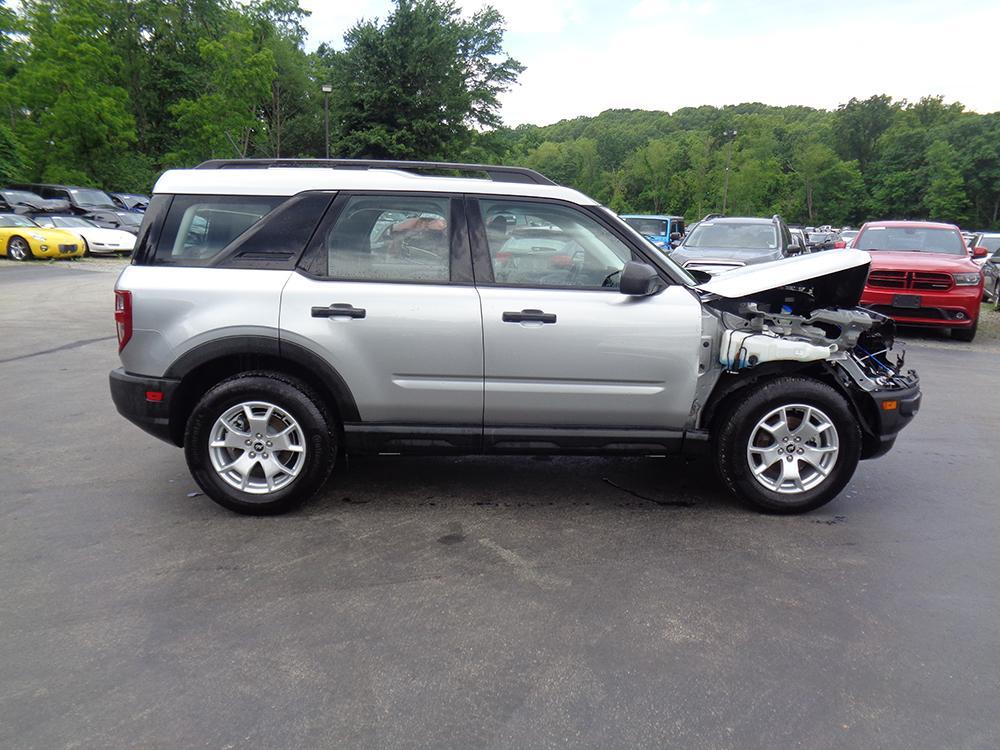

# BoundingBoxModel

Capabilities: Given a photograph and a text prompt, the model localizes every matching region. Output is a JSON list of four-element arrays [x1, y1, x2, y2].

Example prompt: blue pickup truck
[[620, 214, 686, 249]]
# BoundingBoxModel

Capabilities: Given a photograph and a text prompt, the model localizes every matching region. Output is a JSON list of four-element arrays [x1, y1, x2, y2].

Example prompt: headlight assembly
[[953, 272, 981, 286]]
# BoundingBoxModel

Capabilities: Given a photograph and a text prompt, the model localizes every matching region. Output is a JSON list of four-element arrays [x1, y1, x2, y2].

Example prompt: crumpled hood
[[695, 249, 872, 304]]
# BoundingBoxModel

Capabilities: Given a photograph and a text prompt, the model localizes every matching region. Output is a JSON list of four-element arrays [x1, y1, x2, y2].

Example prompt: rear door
[[280, 192, 484, 450], [469, 196, 703, 436]]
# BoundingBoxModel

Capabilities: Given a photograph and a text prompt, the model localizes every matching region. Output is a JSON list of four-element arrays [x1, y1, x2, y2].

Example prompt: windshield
[[117, 213, 142, 226], [2, 190, 45, 205], [53, 217, 97, 228], [978, 236, 1000, 253], [856, 226, 966, 255], [70, 188, 116, 207], [808, 233, 832, 243], [623, 218, 668, 236], [683, 221, 777, 250], [602, 207, 696, 285], [0, 214, 38, 228]]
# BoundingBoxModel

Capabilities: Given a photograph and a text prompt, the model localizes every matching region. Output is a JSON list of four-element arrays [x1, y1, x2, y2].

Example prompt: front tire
[[7, 236, 32, 261], [184, 372, 338, 515], [951, 316, 977, 342], [715, 377, 861, 514]]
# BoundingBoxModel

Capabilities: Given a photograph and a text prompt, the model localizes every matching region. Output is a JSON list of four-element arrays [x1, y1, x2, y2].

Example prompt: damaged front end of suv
[[692, 250, 921, 462]]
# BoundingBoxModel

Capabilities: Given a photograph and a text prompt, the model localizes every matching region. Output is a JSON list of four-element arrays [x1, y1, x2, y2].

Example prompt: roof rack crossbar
[[194, 158, 557, 186]]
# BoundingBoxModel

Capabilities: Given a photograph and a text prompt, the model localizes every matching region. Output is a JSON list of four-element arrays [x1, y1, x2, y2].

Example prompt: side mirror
[[973, 246, 988, 259], [787, 239, 802, 255], [669, 232, 682, 241], [619, 261, 666, 296]]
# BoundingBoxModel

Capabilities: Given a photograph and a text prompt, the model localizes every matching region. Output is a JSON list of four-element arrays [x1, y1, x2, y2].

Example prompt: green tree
[[167, 30, 276, 163], [832, 94, 898, 171], [12, 0, 139, 187], [322, 0, 523, 160], [0, 122, 23, 181], [923, 140, 968, 222]]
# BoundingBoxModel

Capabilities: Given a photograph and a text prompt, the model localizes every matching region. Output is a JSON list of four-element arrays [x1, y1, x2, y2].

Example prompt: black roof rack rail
[[193, 158, 557, 186]]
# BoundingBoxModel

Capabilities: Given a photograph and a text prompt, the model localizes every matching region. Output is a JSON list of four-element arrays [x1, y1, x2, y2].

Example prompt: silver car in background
[[669, 215, 804, 275]]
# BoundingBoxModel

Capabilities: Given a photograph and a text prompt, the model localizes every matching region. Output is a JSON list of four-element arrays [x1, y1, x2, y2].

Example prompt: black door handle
[[312, 303, 366, 319], [502, 309, 557, 324]]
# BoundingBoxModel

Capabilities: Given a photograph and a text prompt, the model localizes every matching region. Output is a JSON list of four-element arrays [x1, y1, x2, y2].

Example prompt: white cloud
[[499, 3, 1000, 125], [464, 0, 585, 33], [298, 0, 1000, 124], [301, 0, 583, 48]]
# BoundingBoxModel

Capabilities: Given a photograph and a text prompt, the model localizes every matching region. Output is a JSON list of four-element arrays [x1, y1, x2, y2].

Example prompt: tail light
[[833, 240, 846, 249], [114, 290, 132, 351]]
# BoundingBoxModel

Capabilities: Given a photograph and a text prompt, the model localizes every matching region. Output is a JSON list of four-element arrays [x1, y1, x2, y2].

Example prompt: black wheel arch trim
[[699, 361, 919, 461], [162, 335, 361, 441]]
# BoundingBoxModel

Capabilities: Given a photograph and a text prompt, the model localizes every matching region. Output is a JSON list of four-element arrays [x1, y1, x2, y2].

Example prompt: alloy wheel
[[8, 238, 30, 261], [208, 401, 306, 494], [746, 403, 840, 494]]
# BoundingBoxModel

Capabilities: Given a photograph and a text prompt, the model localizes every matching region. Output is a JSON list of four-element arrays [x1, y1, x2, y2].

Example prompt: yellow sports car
[[0, 213, 85, 260]]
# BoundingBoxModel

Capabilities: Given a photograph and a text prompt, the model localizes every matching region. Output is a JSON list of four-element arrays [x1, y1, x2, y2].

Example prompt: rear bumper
[[860, 377, 921, 459], [109, 368, 180, 445], [861, 285, 982, 328]]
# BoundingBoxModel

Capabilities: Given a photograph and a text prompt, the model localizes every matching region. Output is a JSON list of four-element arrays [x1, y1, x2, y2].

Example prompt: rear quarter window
[[151, 195, 283, 266]]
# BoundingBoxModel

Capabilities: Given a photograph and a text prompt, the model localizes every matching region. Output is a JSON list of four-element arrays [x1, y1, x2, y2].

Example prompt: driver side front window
[[478, 199, 635, 289]]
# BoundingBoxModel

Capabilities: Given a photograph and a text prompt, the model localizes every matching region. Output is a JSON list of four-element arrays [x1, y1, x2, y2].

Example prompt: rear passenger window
[[318, 195, 450, 282], [153, 195, 283, 265], [218, 192, 333, 269]]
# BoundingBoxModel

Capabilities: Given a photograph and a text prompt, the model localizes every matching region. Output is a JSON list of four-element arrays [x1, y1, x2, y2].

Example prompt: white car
[[31, 215, 136, 254]]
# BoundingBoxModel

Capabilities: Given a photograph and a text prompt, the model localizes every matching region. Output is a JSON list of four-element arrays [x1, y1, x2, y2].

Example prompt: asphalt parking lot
[[2, 258, 1000, 750]]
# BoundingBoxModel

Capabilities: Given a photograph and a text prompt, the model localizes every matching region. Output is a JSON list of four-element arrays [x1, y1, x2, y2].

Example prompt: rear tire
[[7, 236, 32, 261], [993, 281, 1000, 312], [184, 371, 338, 515], [951, 317, 977, 342], [714, 377, 861, 514]]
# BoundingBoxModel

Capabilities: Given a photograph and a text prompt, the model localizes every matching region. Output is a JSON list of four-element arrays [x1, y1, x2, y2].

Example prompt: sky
[[300, 0, 1000, 127]]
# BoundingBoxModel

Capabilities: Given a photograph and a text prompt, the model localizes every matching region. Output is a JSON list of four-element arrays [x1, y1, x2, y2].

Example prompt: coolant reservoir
[[720, 330, 836, 369]]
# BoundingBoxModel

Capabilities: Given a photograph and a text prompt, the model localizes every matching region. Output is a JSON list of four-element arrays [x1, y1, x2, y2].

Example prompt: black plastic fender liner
[[698, 361, 815, 431], [161, 335, 361, 445]]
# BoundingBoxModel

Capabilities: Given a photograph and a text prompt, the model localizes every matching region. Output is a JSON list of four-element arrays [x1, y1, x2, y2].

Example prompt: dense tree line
[[500, 97, 1000, 229], [1, 0, 998, 228]]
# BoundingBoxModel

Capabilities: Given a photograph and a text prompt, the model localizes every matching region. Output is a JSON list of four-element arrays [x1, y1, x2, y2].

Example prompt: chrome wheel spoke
[[211, 429, 250, 450], [269, 425, 303, 452], [779, 458, 804, 491]]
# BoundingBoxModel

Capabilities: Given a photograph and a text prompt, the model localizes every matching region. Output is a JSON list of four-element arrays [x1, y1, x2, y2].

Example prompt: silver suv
[[110, 159, 920, 515]]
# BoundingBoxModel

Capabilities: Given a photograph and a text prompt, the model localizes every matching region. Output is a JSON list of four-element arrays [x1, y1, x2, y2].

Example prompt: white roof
[[153, 167, 596, 204]]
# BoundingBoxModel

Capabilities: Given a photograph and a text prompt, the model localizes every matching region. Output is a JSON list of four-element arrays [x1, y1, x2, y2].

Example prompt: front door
[[469, 197, 703, 433]]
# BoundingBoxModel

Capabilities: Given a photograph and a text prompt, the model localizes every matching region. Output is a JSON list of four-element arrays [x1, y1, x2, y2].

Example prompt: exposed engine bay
[[697, 252, 918, 394], [715, 303, 913, 392]]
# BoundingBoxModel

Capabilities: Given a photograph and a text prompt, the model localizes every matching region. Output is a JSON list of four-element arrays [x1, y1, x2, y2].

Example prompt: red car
[[856, 220, 985, 341]]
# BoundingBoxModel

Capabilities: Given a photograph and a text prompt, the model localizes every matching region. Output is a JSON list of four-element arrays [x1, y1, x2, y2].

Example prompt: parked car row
[[0, 182, 150, 259]]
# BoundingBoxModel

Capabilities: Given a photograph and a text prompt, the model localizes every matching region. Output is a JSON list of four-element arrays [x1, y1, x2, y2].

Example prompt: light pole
[[721, 128, 737, 214], [321, 84, 333, 158]]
